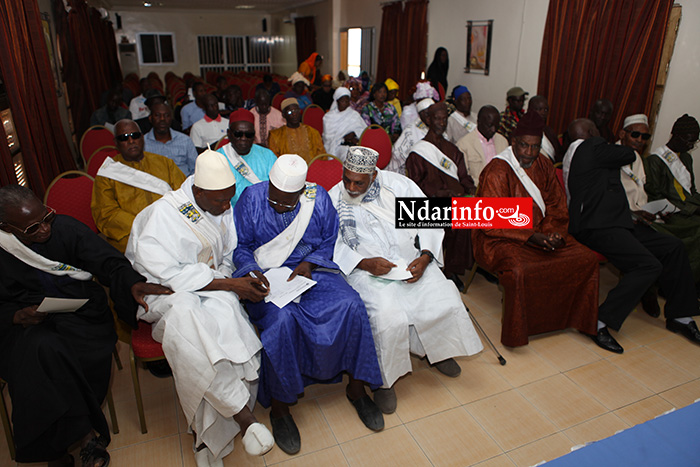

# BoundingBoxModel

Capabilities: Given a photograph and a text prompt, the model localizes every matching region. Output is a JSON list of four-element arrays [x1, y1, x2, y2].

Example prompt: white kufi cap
[[417, 98, 435, 113], [623, 114, 649, 129], [194, 149, 236, 190], [270, 154, 308, 192]]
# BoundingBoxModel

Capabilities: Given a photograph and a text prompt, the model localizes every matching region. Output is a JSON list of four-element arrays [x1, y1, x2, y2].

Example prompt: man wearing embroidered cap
[[233, 154, 384, 454], [268, 98, 325, 163], [474, 111, 599, 347], [217, 108, 278, 206], [127, 149, 274, 465], [386, 97, 434, 174], [329, 146, 483, 414], [446, 85, 476, 144]]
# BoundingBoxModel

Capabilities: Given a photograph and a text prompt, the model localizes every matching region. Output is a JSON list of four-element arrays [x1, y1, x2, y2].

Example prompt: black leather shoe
[[270, 413, 301, 454], [591, 327, 624, 354], [640, 289, 661, 318], [666, 319, 700, 344], [347, 389, 384, 431]]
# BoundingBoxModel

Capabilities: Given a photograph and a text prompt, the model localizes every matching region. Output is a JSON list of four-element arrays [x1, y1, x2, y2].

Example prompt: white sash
[[221, 144, 262, 185], [162, 178, 227, 268], [254, 183, 317, 270], [451, 111, 477, 134], [495, 146, 547, 216], [652, 145, 692, 194], [562, 139, 584, 204], [541, 133, 555, 161], [0, 228, 92, 280], [96, 157, 172, 195], [411, 140, 460, 181]]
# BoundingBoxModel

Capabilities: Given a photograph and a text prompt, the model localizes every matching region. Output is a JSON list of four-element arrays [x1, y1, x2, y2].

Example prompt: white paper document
[[371, 259, 413, 281], [264, 267, 317, 308], [642, 199, 680, 215], [37, 297, 89, 313]]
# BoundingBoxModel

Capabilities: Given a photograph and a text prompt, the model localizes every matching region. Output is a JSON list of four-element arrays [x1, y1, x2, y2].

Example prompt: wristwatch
[[420, 250, 435, 263]]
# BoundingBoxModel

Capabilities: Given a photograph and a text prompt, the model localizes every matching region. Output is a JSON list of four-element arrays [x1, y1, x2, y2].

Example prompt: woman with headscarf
[[427, 47, 449, 95], [298, 52, 323, 85], [361, 82, 402, 142], [285, 72, 312, 110], [385, 78, 402, 117], [322, 87, 368, 161], [347, 77, 370, 113]]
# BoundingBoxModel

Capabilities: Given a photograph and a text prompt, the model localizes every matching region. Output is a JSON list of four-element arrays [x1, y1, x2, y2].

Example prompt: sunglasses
[[3, 207, 56, 235], [624, 129, 651, 140], [115, 131, 143, 142], [232, 131, 256, 139]]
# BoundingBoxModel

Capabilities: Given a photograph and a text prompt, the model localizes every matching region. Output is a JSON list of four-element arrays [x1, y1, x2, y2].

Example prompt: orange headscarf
[[299, 52, 321, 83]]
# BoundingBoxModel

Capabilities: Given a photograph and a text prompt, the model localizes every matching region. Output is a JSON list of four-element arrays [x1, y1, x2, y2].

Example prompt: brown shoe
[[433, 358, 461, 377]]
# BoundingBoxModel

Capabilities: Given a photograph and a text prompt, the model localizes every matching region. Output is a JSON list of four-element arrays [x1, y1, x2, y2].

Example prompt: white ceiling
[[93, 0, 320, 12]]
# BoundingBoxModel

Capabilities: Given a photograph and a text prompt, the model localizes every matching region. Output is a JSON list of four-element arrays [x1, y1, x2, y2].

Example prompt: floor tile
[[617, 309, 674, 346], [608, 347, 693, 393], [268, 445, 347, 466], [647, 337, 700, 378], [529, 331, 601, 372], [492, 346, 559, 388], [465, 390, 557, 451], [613, 395, 675, 427], [506, 432, 573, 467], [109, 433, 182, 465], [519, 374, 607, 430], [563, 413, 629, 446], [565, 360, 654, 410], [340, 425, 431, 467], [463, 283, 503, 317], [659, 379, 700, 408], [393, 368, 460, 423], [437, 353, 512, 405], [474, 454, 516, 466], [180, 432, 265, 467], [406, 407, 502, 466]]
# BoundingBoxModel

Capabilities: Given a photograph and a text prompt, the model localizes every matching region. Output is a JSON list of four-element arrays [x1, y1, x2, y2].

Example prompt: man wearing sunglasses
[[217, 108, 277, 206], [0, 185, 170, 467], [91, 119, 186, 252], [268, 98, 325, 163]]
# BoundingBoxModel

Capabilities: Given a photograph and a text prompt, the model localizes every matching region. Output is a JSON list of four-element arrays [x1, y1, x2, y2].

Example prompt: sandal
[[80, 436, 110, 467]]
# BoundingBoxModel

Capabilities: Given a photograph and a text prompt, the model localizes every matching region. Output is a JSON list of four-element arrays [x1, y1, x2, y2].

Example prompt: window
[[340, 27, 375, 78], [138, 33, 176, 65], [0, 77, 27, 187], [198, 35, 272, 76]]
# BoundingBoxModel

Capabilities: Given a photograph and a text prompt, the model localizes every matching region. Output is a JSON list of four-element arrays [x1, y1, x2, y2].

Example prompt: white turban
[[288, 72, 310, 86], [622, 114, 649, 129], [269, 154, 308, 192], [194, 149, 235, 190], [333, 87, 351, 101], [416, 98, 435, 113]]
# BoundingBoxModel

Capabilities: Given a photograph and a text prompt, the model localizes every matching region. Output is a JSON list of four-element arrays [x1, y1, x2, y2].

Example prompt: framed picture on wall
[[465, 20, 493, 75]]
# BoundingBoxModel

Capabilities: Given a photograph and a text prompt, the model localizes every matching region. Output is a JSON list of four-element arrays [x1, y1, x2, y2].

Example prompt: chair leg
[[463, 262, 479, 293], [106, 389, 119, 435], [0, 381, 15, 460], [129, 348, 148, 434], [113, 347, 123, 371]]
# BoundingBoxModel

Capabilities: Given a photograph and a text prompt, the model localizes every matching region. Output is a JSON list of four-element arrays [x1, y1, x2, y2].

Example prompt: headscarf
[[288, 72, 310, 87], [321, 74, 333, 83], [300, 52, 321, 83], [413, 81, 439, 101], [453, 85, 470, 100], [385, 79, 399, 91], [322, 87, 368, 161]]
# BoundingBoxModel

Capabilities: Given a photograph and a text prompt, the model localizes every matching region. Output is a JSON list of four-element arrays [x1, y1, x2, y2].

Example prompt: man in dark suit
[[564, 118, 700, 353]]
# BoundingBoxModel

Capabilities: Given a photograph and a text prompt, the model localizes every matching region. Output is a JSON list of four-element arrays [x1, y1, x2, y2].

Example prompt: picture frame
[[465, 20, 493, 75]]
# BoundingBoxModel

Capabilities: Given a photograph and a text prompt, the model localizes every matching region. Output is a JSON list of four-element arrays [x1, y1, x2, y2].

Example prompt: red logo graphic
[[451, 197, 533, 229]]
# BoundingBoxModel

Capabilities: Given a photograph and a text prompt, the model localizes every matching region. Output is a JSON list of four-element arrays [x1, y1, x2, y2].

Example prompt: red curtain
[[376, 0, 429, 101], [0, 0, 76, 196], [538, 0, 673, 135], [295, 16, 317, 68], [0, 120, 16, 186]]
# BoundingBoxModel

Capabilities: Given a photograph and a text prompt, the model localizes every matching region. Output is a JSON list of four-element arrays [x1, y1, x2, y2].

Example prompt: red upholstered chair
[[438, 83, 446, 101], [303, 104, 325, 136], [271, 92, 285, 110], [128, 321, 167, 434], [307, 154, 343, 191], [359, 125, 392, 169], [44, 171, 98, 233], [80, 126, 115, 164], [86, 146, 117, 178]]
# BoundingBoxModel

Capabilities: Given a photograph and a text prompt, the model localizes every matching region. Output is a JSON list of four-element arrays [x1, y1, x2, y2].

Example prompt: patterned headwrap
[[672, 114, 699, 135], [344, 146, 379, 174], [413, 81, 439, 101]]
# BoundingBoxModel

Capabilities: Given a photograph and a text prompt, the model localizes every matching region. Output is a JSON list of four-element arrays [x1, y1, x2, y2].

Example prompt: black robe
[[0, 215, 144, 462]]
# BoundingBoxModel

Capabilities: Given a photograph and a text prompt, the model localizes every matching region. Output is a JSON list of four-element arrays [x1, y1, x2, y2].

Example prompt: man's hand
[[528, 232, 566, 251], [13, 305, 46, 327], [632, 210, 656, 225], [288, 261, 315, 281], [343, 132, 359, 145], [229, 277, 269, 303], [405, 254, 431, 283], [131, 282, 173, 312], [357, 257, 396, 276]]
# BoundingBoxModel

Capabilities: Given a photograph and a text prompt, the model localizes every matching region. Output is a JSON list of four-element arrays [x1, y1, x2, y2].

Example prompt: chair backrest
[[86, 146, 117, 178], [303, 104, 325, 135], [359, 126, 392, 169], [307, 154, 343, 191], [437, 83, 446, 101], [80, 126, 115, 163], [271, 92, 285, 110], [43, 171, 98, 233]]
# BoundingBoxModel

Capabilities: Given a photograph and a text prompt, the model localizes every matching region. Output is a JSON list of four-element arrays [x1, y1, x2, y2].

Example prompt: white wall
[[339, 0, 382, 80]]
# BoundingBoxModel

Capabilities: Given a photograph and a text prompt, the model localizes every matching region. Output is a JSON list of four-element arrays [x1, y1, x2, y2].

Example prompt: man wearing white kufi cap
[[126, 149, 274, 466], [233, 154, 384, 455], [386, 98, 435, 174], [329, 146, 483, 414]]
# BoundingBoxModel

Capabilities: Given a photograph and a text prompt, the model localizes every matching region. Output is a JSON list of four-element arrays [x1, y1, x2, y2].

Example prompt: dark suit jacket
[[567, 137, 636, 235]]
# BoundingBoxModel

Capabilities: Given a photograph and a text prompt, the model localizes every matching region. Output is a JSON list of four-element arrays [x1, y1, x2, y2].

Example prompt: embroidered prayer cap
[[385, 78, 399, 91], [512, 110, 545, 138], [506, 86, 528, 98], [333, 87, 351, 101], [416, 98, 435, 113], [453, 85, 470, 100], [270, 154, 308, 192], [344, 146, 379, 174], [622, 114, 648, 129], [281, 98, 299, 111], [288, 72, 310, 86], [230, 108, 255, 124], [672, 114, 700, 135], [413, 81, 439, 101], [194, 149, 236, 190]]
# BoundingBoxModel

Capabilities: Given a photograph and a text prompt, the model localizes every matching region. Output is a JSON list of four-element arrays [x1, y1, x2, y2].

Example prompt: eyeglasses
[[284, 108, 301, 115], [514, 140, 541, 151], [624, 129, 652, 140], [2, 206, 56, 235], [232, 131, 256, 139], [267, 197, 298, 210], [115, 131, 143, 142]]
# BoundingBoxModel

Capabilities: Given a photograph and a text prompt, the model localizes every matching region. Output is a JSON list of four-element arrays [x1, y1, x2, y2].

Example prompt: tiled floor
[[2, 264, 699, 466]]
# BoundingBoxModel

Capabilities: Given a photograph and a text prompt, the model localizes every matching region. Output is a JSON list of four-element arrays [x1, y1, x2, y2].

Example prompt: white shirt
[[129, 95, 149, 120], [190, 116, 229, 148]]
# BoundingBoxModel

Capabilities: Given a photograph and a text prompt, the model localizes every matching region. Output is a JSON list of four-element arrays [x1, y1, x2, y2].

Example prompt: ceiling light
[[235, 5, 255, 9], [143, 1, 152, 6]]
